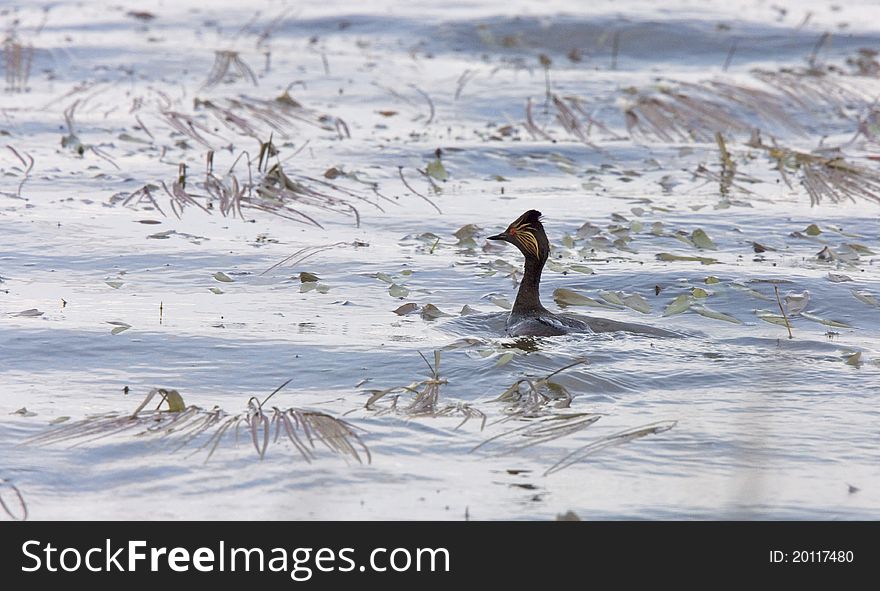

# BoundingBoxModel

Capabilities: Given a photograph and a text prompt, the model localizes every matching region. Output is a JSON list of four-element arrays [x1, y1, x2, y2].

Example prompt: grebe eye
[[509, 227, 517, 235]]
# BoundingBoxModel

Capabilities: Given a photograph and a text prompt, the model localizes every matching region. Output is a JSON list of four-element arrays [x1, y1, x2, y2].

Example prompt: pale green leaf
[[663, 294, 692, 316], [852, 289, 879, 308], [623, 293, 651, 314], [495, 352, 515, 367], [692, 304, 741, 324], [656, 253, 718, 264], [800, 311, 851, 328], [426, 158, 448, 181], [553, 288, 618, 309], [389, 284, 409, 298], [691, 228, 717, 250]]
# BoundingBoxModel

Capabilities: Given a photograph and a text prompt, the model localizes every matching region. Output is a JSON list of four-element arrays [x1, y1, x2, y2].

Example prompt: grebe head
[[487, 209, 550, 264]]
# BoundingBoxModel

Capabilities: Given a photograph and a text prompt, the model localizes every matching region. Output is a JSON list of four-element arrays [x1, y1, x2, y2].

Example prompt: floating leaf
[[108, 321, 132, 335], [553, 288, 618, 309], [375, 272, 394, 284], [622, 294, 651, 314], [393, 303, 419, 316], [827, 273, 852, 283], [756, 310, 789, 326], [846, 243, 876, 255], [420, 304, 452, 320], [691, 287, 710, 298], [576, 222, 602, 238], [213, 272, 234, 283], [162, 390, 186, 412], [730, 282, 771, 301], [656, 253, 718, 264], [704, 276, 721, 284], [389, 284, 409, 298], [299, 272, 320, 283], [460, 305, 480, 315], [800, 312, 851, 328], [691, 304, 741, 324], [599, 291, 626, 306], [14, 309, 44, 317], [852, 290, 879, 308], [489, 297, 512, 310], [426, 158, 448, 181], [783, 291, 810, 316], [804, 223, 822, 236], [690, 228, 717, 250], [105, 281, 124, 289], [816, 246, 835, 261], [845, 352, 862, 367], [569, 265, 594, 275], [663, 294, 692, 316], [495, 352, 515, 367], [209, 287, 223, 294]]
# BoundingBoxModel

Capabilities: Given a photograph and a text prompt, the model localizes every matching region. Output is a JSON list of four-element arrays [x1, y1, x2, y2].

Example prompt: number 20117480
[[770, 550, 854, 563]]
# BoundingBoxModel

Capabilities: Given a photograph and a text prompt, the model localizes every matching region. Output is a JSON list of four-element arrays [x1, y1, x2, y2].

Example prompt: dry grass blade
[[4, 145, 34, 198], [3, 33, 33, 92], [202, 50, 258, 89], [160, 109, 223, 149], [409, 85, 435, 125], [544, 420, 677, 475], [256, 163, 355, 227], [524, 97, 554, 141], [470, 413, 601, 456], [752, 68, 875, 112], [364, 351, 486, 430], [397, 166, 441, 214], [624, 86, 751, 142], [262, 241, 348, 275], [22, 386, 370, 465], [122, 184, 166, 216], [0, 478, 28, 521], [758, 138, 880, 205], [551, 95, 597, 148]]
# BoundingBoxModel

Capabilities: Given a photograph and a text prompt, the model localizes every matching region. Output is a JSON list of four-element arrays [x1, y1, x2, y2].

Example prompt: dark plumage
[[488, 210, 678, 338]]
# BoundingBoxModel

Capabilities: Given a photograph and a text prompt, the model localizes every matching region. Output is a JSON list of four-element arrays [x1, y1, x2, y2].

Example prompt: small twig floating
[[774, 285, 794, 339], [397, 166, 442, 214]]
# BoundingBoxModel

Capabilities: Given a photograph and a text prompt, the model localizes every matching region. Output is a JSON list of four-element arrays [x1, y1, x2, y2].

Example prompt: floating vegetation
[[202, 50, 258, 89], [3, 32, 33, 93], [24, 384, 370, 465], [493, 358, 588, 417], [2, 145, 34, 199], [116, 153, 374, 226], [471, 413, 602, 457], [363, 352, 486, 429], [759, 141, 880, 206], [195, 93, 351, 140], [543, 421, 677, 475]]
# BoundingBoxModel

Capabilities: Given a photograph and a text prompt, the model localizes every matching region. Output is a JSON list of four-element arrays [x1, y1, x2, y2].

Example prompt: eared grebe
[[488, 210, 677, 338]]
